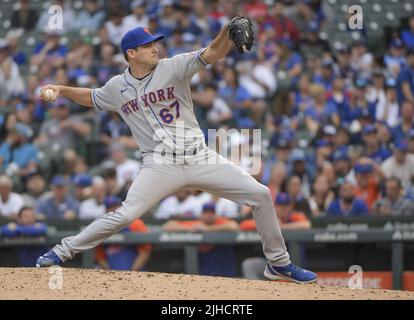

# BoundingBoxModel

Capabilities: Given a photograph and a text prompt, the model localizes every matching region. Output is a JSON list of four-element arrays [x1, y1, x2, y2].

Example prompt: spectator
[[327, 182, 369, 217], [30, 30, 68, 69], [299, 21, 330, 61], [401, 16, 414, 50], [273, 38, 303, 88], [0, 175, 24, 220], [101, 166, 120, 196], [360, 124, 392, 164], [287, 149, 315, 195], [374, 177, 414, 216], [192, 83, 232, 128], [96, 196, 151, 271], [73, 0, 106, 32], [240, 192, 310, 231], [154, 189, 199, 219], [392, 101, 414, 142], [36, 0, 75, 32], [72, 173, 93, 202], [328, 77, 351, 124], [10, 0, 39, 31], [353, 160, 383, 211], [308, 175, 335, 217], [218, 67, 253, 122], [313, 59, 336, 92], [398, 49, 414, 104], [0, 40, 25, 105], [100, 9, 128, 46], [123, 0, 149, 31], [92, 43, 121, 86], [0, 206, 47, 267], [262, 2, 299, 43], [267, 163, 287, 201], [331, 147, 354, 186], [163, 203, 239, 277], [304, 84, 339, 136], [36, 98, 91, 152], [0, 123, 38, 177], [21, 170, 46, 207], [375, 78, 399, 128], [107, 143, 140, 189], [335, 44, 353, 80], [384, 39, 407, 78], [350, 40, 373, 79], [285, 1, 317, 34], [35, 175, 79, 220], [381, 140, 414, 192], [79, 176, 106, 220], [190, 0, 222, 39], [286, 175, 312, 217], [366, 69, 386, 105]]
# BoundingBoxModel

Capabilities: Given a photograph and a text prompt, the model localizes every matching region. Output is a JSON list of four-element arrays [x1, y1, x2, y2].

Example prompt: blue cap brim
[[124, 34, 165, 53]]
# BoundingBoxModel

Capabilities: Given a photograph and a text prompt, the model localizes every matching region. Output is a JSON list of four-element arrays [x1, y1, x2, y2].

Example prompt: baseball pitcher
[[36, 17, 317, 283]]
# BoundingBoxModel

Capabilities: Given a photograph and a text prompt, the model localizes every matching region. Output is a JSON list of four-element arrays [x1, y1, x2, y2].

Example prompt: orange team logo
[[144, 28, 152, 35]]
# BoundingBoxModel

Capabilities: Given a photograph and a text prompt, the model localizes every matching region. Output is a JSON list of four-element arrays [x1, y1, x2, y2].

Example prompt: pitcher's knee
[[252, 184, 273, 203]]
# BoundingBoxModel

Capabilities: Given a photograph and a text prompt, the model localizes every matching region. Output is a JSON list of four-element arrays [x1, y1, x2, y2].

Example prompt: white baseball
[[43, 88, 56, 101]]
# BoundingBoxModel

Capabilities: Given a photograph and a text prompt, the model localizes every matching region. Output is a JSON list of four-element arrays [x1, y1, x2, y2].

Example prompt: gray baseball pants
[[53, 149, 290, 266]]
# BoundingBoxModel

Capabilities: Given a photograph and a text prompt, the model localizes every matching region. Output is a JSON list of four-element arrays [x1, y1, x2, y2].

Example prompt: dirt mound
[[0, 268, 413, 300]]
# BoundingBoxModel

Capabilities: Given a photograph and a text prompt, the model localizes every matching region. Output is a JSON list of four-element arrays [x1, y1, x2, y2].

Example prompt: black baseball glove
[[227, 16, 254, 53]]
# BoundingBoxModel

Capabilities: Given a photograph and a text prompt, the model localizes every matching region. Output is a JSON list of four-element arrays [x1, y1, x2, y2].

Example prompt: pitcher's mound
[[0, 268, 413, 300]]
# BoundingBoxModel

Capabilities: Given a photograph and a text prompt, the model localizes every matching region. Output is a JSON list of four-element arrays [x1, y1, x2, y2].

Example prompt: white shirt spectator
[[207, 97, 232, 125], [79, 199, 106, 220], [192, 192, 239, 218], [215, 198, 239, 218], [375, 99, 399, 128], [104, 20, 128, 46], [240, 64, 277, 99], [122, 14, 149, 31], [154, 195, 199, 219], [381, 154, 414, 190], [116, 159, 140, 188], [0, 192, 24, 218]]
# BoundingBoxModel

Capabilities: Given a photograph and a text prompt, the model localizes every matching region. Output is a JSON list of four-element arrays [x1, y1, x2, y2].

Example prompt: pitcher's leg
[[187, 151, 290, 266], [52, 164, 186, 262]]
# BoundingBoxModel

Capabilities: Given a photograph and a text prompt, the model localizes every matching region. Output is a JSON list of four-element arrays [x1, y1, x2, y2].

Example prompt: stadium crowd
[[1, 0, 414, 273]]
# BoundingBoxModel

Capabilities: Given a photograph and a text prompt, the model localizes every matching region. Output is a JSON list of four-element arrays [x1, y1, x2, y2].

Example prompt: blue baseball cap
[[290, 148, 306, 162], [73, 173, 92, 188], [202, 202, 216, 213], [332, 148, 350, 162], [362, 124, 377, 135], [104, 196, 122, 209], [390, 38, 404, 49], [407, 129, 414, 139], [394, 140, 408, 152], [354, 163, 374, 174], [121, 27, 164, 54], [385, 78, 397, 88], [315, 139, 330, 148], [275, 192, 291, 205], [51, 175, 66, 187]]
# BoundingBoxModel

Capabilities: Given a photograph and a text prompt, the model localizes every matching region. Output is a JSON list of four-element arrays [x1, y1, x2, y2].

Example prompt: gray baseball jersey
[[91, 49, 207, 154], [51, 49, 291, 269]]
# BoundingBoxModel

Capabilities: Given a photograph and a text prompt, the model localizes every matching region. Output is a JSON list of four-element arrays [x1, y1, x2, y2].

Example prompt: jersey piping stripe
[[142, 68, 178, 147], [197, 49, 208, 67], [91, 89, 103, 111], [123, 73, 177, 149]]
